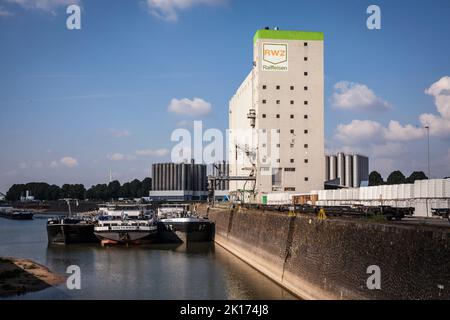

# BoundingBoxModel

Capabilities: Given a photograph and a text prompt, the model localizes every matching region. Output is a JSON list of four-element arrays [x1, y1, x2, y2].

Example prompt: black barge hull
[[157, 221, 214, 243], [47, 223, 98, 244]]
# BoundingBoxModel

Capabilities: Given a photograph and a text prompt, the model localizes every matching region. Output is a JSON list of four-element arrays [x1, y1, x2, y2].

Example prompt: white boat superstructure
[[94, 204, 157, 245], [157, 204, 190, 219]]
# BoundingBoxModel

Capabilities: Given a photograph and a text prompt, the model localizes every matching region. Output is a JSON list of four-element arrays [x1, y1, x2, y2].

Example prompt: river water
[[0, 215, 296, 300]]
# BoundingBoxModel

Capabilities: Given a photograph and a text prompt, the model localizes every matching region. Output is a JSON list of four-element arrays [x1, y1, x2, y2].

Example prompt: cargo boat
[[47, 217, 98, 244], [46, 199, 98, 244], [0, 209, 34, 220], [158, 217, 213, 243], [94, 204, 158, 245], [157, 204, 214, 243]]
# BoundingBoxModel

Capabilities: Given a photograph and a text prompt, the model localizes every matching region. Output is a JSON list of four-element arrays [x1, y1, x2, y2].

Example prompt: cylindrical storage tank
[[165, 163, 170, 191], [353, 155, 360, 188], [337, 153, 345, 186], [151, 164, 156, 190], [192, 164, 197, 191], [345, 154, 353, 188], [174, 163, 179, 190], [329, 156, 337, 180], [197, 165, 203, 192], [159, 164, 164, 190], [155, 164, 160, 190], [160, 164, 165, 191], [181, 163, 186, 190], [188, 163, 194, 191], [325, 156, 330, 181], [171, 163, 176, 190], [167, 163, 171, 190]]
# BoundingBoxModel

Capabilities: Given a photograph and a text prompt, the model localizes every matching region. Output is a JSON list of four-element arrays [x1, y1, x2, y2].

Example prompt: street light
[[424, 126, 431, 179]]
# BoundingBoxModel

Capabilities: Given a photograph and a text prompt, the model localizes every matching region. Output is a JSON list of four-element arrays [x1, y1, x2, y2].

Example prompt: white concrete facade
[[229, 29, 325, 203]]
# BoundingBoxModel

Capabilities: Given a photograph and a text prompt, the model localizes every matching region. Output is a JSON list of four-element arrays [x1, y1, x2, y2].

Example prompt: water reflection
[[1, 218, 297, 300]]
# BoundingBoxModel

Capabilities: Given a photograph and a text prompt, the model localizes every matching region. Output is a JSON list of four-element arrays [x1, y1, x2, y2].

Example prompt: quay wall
[[199, 205, 450, 300]]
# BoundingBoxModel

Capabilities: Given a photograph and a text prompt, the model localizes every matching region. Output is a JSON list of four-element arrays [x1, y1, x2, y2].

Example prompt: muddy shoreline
[[0, 257, 64, 297]]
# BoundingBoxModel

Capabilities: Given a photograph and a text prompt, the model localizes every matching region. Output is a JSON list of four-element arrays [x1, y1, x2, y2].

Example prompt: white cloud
[[335, 119, 425, 145], [60, 156, 79, 168], [5, 0, 80, 13], [168, 97, 212, 117], [420, 76, 450, 137], [135, 148, 169, 157], [108, 153, 125, 161], [335, 120, 384, 145], [107, 153, 136, 161], [384, 120, 425, 141], [108, 129, 131, 138], [51, 156, 79, 168], [0, 6, 13, 16], [144, 0, 224, 21], [331, 81, 390, 111]]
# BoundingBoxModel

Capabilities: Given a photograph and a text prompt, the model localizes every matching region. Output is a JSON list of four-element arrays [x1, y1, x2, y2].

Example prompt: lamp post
[[424, 126, 430, 179]]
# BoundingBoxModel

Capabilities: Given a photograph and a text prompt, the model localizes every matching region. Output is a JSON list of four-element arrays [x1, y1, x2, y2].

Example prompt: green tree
[[387, 170, 406, 185], [107, 180, 121, 200], [141, 178, 152, 197], [369, 171, 384, 186], [406, 171, 428, 183]]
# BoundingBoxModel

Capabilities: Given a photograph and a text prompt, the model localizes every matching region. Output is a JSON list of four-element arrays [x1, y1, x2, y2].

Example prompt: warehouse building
[[149, 161, 207, 202], [325, 153, 369, 188], [313, 179, 450, 217], [229, 28, 325, 203]]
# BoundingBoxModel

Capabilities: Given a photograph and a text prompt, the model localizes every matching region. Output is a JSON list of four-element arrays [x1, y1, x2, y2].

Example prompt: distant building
[[20, 190, 35, 202], [149, 161, 207, 202], [325, 153, 369, 188]]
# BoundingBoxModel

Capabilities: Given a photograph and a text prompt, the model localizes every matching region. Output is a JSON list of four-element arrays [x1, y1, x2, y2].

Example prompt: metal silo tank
[[337, 153, 345, 186], [345, 154, 353, 188], [176, 164, 181, 190], [329, 155, 337, 180], [353, 155, 360, 188], [325, 156, 330, 181]]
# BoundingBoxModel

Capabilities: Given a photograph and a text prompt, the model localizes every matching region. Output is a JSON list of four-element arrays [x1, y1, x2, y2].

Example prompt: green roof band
[[253, 29, 324, 43]]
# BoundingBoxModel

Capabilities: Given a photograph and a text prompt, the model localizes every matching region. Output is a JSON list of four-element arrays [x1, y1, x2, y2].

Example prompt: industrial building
[[229, 28, 325, 203], [210, 162, 230, 201], [149, 161, 207, 202], [325, 153, 369, 188], [313, 178, 450, 217]]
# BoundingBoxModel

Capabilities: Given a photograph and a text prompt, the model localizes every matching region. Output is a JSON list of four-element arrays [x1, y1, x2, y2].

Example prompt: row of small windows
[[262, 100, 309, 105], [262, 114, 308, 119], [274, 159, 308, 163], [262, 86, 309, 91], [261, 143, 309, 148], [260, 129, 309, 134]]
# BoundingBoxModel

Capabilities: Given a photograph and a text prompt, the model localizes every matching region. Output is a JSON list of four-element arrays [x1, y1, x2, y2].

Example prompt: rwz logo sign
[[262, 43, 288, 72]]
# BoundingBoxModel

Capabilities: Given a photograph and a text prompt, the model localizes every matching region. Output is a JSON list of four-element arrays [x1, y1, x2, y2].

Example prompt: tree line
[[5, 178, 152, 202], [369, 171, 428, 186]]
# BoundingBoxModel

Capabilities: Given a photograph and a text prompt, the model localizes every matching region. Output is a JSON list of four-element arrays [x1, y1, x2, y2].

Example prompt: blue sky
[[1, 0, 450, 192]]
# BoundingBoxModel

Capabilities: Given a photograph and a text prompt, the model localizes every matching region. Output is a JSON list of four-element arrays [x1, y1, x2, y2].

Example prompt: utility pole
[[424, 126, 431, 179]]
